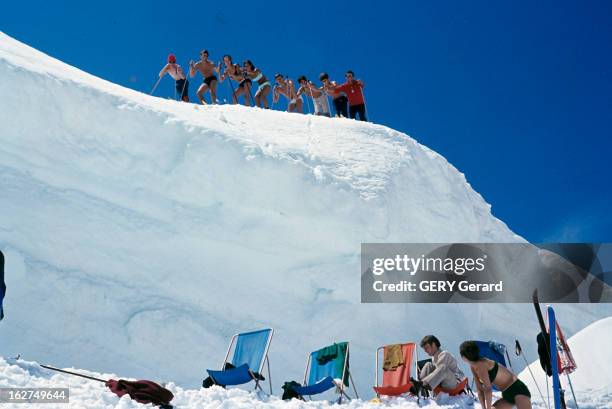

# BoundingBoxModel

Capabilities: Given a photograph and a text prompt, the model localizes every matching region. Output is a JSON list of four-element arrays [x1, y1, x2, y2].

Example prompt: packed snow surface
[[0, 356, 487, 409], [2, 317, 610, 408], [0, 30, 610, 401]]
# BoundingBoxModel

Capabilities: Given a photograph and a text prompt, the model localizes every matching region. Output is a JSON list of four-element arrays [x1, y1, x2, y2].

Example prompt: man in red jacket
[[331, 70, 367, 121]]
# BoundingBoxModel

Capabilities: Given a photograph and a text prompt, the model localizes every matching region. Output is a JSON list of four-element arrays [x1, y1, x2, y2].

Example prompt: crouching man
[[418, 335, 464, 391]]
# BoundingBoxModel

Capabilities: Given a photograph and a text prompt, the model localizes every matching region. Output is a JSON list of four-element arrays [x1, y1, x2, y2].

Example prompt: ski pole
[[243, 73, 255, 106], [247, 83, 255, 107], [308, 83, 319, 115], [325, 92, 334, 117], [304, 87, 313, 114], [515, 340, 549, 409], [41, 364, 107, 383], [150, 77, 162, 95], [225, 68, 237, 104], [505, 349, 514, 371], [179, 63, 189, 102], [565, 373, 579, 409], [359, 84, 370, 122]]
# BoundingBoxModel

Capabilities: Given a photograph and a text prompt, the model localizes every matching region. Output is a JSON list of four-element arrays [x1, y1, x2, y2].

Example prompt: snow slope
[[0, 31, 610, 398], [520, 317, 612, 409]]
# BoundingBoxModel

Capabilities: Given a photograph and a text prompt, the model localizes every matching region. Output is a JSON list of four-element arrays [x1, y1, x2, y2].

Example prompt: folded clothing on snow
[[281, 380, 304, 400], [105, 379, 174, 406]]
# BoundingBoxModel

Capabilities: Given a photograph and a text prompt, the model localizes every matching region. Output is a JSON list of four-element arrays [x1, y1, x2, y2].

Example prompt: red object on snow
[[105, 379, 174, 406]]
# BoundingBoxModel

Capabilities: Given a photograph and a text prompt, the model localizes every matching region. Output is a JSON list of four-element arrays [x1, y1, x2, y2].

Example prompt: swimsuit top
[[228, 64, 241, 78], [488, 361, 499, 382], [252, 71, 262, 82]]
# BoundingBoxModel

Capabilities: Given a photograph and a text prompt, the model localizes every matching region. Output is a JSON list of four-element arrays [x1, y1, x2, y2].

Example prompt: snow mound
[[0, 357, 480, 409], [0, 31, 610, 398], [520, 317, 612, 409]]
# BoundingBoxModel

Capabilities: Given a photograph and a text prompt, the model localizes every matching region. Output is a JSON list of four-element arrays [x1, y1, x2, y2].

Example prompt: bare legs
[[255, 85, 271, 108], [288, 98, 303, 113], [196, 80, 219, 105], [233, 81, 252, 106], [196, 83, 209, 105]]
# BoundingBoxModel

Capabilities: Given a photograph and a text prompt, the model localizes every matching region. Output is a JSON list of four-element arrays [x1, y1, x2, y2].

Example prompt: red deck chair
[[373, 342, 417, 397], [433, 377, 469, 396]]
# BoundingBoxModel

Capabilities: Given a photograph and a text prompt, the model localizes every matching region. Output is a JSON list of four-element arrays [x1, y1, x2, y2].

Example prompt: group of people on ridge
[[158, 51, 368, 121], [416, 335, 532, 409]]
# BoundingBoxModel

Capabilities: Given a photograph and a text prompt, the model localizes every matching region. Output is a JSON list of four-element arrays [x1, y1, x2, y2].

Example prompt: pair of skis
[[533, 289, 579, 409]]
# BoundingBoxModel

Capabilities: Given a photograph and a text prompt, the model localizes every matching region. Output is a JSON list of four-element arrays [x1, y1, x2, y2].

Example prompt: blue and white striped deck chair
[[292, 341, 359, 403], [207, 328, 274, 393]]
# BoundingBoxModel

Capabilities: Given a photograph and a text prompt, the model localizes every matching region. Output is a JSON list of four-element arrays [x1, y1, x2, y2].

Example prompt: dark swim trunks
[[501, 379, 531, 404], [238, 78, 252, 88], [204, 75, 217, 87], [175, 79, 189, 100]]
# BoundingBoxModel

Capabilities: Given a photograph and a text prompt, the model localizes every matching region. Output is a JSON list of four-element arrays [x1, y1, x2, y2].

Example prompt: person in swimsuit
[[460, 341, 532, 409], [219, 54, 251, 106], [272, 74, 303, 113], [189, 50, 218, 105], [158, 54, 189, 102], [296, 76, 331, 117], [319, 72, 347, 118], [243, 60, 271, 108]]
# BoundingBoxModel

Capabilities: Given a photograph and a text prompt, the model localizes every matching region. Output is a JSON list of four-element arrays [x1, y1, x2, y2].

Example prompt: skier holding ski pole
[[158, 54, 190, 102], [319, 72, 347, 118], [219, 55, 251, 106], [190, 49, 218, 104], [328, 70, 367, 121], [272, 74, 303, 113], [296, 76, 331, 117]]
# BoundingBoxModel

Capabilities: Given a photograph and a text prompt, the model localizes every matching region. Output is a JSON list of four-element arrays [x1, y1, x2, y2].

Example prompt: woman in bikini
[[460, 341, 532, 409], [219, 54, 252, 106], [242, 60, 271, 108]]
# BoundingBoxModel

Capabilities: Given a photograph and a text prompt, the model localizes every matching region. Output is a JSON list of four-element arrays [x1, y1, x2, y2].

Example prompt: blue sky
[[2, 0, 611, 242]]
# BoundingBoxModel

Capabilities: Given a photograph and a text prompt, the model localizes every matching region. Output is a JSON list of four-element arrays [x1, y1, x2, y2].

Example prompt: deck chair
[[292, 341, 359, 403], [416, 358, 470, 397], [373, 342, 417, 397], [206, 328, 274, 394]]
